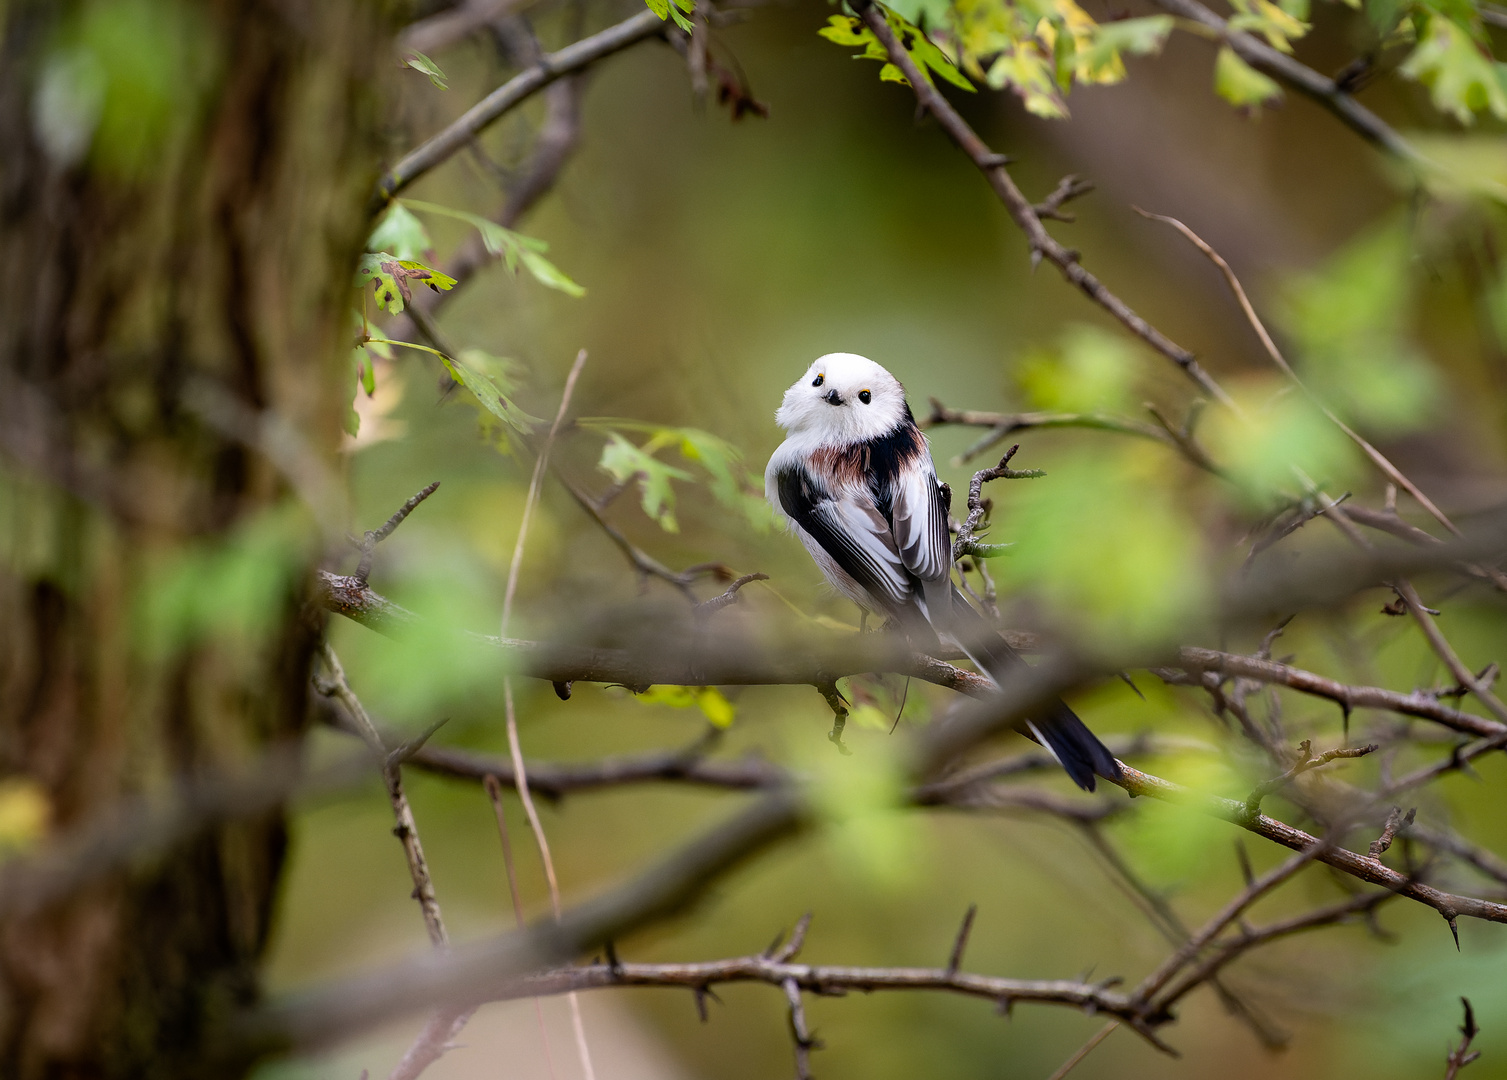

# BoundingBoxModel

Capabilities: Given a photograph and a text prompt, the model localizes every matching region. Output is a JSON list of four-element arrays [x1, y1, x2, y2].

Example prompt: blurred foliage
[[634, 685, 738, 726], [102, 0, 1505, 1076], [1279, 221, 1441, 433], [1017, 323, 1138, 412], [0, 778, 50, 856], [133, 505, 312, 660], [31, 0, 215, 173], [812, 0, 1507, 125]]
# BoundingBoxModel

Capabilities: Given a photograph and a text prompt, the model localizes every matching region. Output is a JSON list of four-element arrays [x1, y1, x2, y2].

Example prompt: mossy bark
[[0, 3, 391, 1075]]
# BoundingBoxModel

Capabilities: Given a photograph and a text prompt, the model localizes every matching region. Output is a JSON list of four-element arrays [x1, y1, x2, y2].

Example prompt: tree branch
[[854, 1, 1234, 409], [373, 8, 668, 209]]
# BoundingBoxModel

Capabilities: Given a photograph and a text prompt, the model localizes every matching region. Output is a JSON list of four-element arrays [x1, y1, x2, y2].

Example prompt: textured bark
[[0, 2, 390, 1076]]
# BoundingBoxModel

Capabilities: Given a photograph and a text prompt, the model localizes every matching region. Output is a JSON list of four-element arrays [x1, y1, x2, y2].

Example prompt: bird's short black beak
[[823, 389, 843, 406]]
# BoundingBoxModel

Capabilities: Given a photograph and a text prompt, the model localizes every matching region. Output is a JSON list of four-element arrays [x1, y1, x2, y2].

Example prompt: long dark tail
[[939, 586, 1120, 792]]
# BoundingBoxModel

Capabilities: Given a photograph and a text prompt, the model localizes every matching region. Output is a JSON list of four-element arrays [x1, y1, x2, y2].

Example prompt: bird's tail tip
[[1030, 709, 1121, 793]]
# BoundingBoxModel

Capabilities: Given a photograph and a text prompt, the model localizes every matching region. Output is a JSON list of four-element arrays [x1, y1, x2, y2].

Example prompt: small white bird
[[765, 352, 1119, 791]]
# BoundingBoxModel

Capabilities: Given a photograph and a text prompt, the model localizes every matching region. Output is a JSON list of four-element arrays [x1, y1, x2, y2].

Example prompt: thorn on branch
[[606, 939, 623, 978], [978, 152, 1014, 168], [692, 984, 722, 1022], [946, 904, 978, 976], [1032, 174, 1095, 223], [1369, 806, 1417, 858], [355, 481, 441, 583], [1234, 841, 1255, 890], [772, 912, 814, 964], [385, 717, 450, 770]]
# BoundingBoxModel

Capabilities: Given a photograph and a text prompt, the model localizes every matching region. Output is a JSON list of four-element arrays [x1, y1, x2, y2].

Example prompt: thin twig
[[1444, 998, 1482, 1079], [314, 645, 448, 947], [501, 349, 595, 1080], [1392, 580, 1507, 725], [1370, 806, 1417, 858], [374, 9, 667, 207], [1242, 740, 1378, 820], [855, 1, 1235, 410], [1134, 207, 1507, 594], [1044, 1020, 1118, 1080], [1031, 174, 1095, 223], [355, 482, 441, 583], [485, 775, 561, 1080]]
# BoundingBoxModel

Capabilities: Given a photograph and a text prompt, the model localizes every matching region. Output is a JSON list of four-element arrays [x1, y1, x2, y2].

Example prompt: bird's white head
[[774, 352, 910, 446]]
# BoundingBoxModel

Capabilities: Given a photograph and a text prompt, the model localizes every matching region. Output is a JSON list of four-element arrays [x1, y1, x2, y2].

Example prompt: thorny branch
[[855, 0, 1234, 409], [314, 644, 450, 948], [953, 444, 1044, 560]]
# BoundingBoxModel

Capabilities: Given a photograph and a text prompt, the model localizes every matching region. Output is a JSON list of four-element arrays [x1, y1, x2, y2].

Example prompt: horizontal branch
[[315, 570, 997, 696], [925, 400, 1175, 459], [374, 8, 667, 207], [505, 956, 1144, 1030], [1172, 647, 1507, 740], [409, 740, 786, 797]]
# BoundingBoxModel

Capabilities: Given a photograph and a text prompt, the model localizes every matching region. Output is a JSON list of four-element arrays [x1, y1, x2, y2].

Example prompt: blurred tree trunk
[[0, 2, 391, 1076]]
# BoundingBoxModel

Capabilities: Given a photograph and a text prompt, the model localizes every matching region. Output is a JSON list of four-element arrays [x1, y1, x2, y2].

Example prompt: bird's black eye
[[812, 374, 824, 387], [858, 389, 872, 404]]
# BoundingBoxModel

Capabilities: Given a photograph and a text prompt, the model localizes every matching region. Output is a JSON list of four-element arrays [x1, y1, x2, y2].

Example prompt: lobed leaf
[[1214, 46, 1283, 110], [1399, 15, 1507, 123], [599, 433, 694, 532]]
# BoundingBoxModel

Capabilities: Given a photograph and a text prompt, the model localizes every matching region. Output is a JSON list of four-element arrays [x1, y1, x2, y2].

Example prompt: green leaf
[[400, 200, 586, 296], [636, 685, 737, 726], [988, 45, 1069, 116], [403, 51, 448, 89], [367, 203, 432, 262], [1402, 133, 1507, 203], [355, 252, 455, 314], [1399, 16, 1507, 123], [1079, 15, 1174, 72], [818, 7, 974, 93], [1227, 0, 1309, 53], [666, 0, 695, 33], [580, 419, 772, 531], [1214, 46, 1283, 110], [599, 433, 694, 532], [818, 14, 871, 47], [441, 349, 541, 439], [517, 249, 587, 297]]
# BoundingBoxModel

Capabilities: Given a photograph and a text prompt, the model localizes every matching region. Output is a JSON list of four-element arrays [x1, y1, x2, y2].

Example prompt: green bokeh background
[[260, 2, 1507, 1077]]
